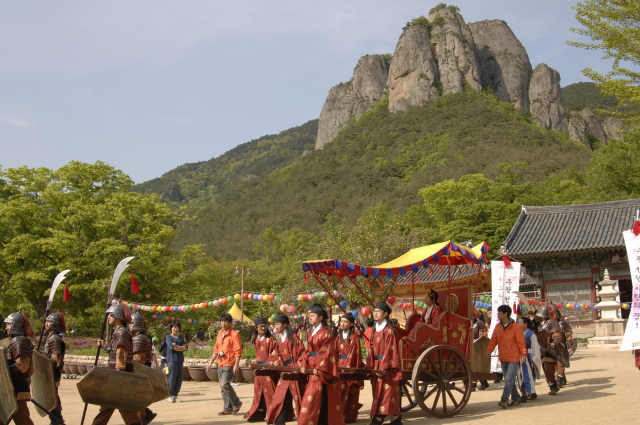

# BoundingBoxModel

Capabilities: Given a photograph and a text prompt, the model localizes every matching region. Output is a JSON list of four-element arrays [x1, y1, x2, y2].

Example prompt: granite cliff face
[[387, 25, 440, 113], [569, 109, 626, 146], [428, 7, 481, 95], [529, 64, 568, 132], [315, 54, 390, 150], [468, 20, 532, 112], [602, 117, 626, 141]]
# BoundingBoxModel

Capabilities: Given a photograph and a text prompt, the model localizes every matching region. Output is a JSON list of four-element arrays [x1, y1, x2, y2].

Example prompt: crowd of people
[[1, 292, 575, 425]]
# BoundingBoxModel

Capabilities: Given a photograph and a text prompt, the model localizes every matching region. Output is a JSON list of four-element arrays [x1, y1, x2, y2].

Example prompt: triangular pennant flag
[[130, 267, 139, 294], [503, 254, 511, 267], [63, 282, 70, 302]]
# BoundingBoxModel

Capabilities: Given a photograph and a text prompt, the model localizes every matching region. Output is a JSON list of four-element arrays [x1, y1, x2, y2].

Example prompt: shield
[[0, 348, 18, 425], [31, 350, 58, 417], [536, 330, 570, 368], [77, 367, 155, 411], [0, 338, 9, 350], [471, 335, 491, 373], [132, 362, 170, 402]]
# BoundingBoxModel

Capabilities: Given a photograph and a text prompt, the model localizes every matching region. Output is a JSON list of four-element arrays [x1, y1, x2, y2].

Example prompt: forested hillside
[[562, 82, 638, 121], [170, 90, 592, 259], [132, 119, 318, 212]]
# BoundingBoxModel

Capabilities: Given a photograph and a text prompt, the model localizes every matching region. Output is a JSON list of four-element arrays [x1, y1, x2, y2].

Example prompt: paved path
[[34, 348, 636, 424]]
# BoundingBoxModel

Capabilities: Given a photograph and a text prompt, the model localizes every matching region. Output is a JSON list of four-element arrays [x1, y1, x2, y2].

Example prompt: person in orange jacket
[[486, 305, 527, 409], [207, 313, 243, 416]]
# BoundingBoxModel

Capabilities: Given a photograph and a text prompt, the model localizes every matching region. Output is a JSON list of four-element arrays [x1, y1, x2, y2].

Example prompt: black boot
[[389, 415, 403, 425], [480, 380, 489, 390], [556, 375, 563, 388], [494, 373, 503, 383], [548, 383, 559, 395], [369, 415, 385, 425], [145, 408, 157, 424]]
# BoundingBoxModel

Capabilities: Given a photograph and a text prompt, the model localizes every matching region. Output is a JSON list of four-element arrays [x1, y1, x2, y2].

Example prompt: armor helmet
[[536, 305, 549, 320], [4, 312, 25, 336], [550, 305, 561, 321], [106, 303, 131, 324], [130, 309, 147, 332], [45, 310, 67, 334], [3, 310, 34, 337]]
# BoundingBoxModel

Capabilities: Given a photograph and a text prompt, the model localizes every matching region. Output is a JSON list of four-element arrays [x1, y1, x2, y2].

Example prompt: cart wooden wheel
[[398, 379, 423, 412], [411, 345, 472, 418]]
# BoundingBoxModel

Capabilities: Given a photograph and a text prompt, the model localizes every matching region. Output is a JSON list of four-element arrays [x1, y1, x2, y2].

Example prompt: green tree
[[584, 128, 640, 199], [418, 163, 535, 251], [568, 0, 640, 126], [0, 161, 202, 331], [255, 204, 429, 310]]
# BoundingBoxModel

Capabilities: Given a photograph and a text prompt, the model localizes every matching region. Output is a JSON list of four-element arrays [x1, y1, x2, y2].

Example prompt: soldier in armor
[[43, 310, 67, 425], [129, 310, 157, 424], [537, 305, 561, 395], [554, 308, 572, 387], [472, 310, 490, 391], [2, 310, 35, 425], [91, 303, 143, 425]]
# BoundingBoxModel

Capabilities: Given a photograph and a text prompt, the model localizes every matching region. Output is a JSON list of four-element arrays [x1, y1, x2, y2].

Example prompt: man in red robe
[[245, 317, 277, 422], [366, 302, 403, 425], [298, 305, 345, 425], [336, 312, 364, 423], [266, 315, 306, 425]]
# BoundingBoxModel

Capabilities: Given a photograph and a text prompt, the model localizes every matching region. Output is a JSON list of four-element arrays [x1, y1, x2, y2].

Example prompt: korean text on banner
[[621, 230, 640, 351], [489, 260, 521, 338]]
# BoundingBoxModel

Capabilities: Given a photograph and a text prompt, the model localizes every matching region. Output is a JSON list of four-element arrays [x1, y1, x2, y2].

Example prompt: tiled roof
[[504, 199, 640, 256]]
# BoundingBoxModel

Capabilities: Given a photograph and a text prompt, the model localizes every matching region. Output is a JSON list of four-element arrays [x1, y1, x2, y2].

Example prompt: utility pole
[[235, 265, 252, 322]]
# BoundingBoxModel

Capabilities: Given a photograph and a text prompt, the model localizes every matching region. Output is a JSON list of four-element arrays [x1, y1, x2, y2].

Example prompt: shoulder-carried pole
[[37, 270, 71, 352], [79, 257, 135, 425]]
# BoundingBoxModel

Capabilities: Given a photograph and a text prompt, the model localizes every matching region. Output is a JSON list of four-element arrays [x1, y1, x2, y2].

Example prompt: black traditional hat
[[309, 305, 328, 319], [341, 312, 355, 323], [274, 314, 290, 324], [375, 302, 392, 315], [308, 302, 323, 311], [254, 317, 267, 326]]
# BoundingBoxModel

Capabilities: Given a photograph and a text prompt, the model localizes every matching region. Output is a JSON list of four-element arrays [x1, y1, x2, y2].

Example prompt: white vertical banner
[[489, 260, 522, 338], [621, 229, 640, 351]]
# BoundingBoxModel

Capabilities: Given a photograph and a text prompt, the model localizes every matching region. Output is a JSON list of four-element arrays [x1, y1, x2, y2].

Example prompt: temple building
[[503, 199, 640, 325]]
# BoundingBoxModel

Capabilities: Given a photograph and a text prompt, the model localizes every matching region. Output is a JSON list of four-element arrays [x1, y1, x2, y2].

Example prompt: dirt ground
[[28, 347, 637, 424]]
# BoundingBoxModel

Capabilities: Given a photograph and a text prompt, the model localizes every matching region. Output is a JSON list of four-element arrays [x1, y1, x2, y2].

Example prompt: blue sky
[[0, 1, 613, 183]]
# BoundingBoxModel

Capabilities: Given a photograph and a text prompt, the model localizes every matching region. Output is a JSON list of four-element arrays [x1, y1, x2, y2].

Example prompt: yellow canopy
[[375, 241, 487, 269], [302, 240, 488, 277], [228, 303, 253, 324]]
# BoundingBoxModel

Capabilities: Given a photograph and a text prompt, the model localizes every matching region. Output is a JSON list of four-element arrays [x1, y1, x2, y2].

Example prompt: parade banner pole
[[37, 270, 70, 352], [80, 256, 135, 425]]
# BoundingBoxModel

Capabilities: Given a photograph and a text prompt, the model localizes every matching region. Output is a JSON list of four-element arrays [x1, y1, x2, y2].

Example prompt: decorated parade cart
[[301, 240, 494, 418]]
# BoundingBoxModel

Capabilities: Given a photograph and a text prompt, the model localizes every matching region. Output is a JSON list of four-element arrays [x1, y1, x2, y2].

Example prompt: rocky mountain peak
[[315, 4, 614, 150], [315, 54, 390, 150], [468, 19, 532, 112], [529, 64, 568, 132], [387, 24, 440, 113], [428, 7, 481, 94]]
